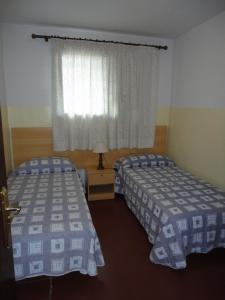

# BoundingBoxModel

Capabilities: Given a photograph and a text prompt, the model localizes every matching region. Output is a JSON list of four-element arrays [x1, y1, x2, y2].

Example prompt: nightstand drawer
[[87, 168, 115, 201], [88, 172, 114, 185]]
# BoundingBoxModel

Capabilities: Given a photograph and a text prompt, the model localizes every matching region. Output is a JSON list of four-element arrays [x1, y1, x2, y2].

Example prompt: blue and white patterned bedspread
[[8, 172, 105, 280], [116, 165, 225, 269]]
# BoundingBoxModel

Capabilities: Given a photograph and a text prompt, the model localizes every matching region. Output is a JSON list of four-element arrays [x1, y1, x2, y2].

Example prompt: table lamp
[[93, 142, 108, 170]]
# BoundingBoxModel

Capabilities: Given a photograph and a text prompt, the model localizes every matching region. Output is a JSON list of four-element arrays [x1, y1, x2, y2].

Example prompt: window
[[62, 53, 105, 118], [52, 40, 158, 150]]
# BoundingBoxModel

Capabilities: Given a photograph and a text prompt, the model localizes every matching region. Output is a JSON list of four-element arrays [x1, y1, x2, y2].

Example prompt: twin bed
[[8, 153, 225, 281], [8, 157, 104, 280], [114, 154, 225, 269]]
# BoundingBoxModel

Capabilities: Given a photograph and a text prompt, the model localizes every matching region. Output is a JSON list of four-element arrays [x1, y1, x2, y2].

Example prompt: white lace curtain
[[52, 39, 159, 150]]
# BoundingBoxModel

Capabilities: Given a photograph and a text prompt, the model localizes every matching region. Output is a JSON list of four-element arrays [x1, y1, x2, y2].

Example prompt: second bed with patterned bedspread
[[114, 154, 225, 269]]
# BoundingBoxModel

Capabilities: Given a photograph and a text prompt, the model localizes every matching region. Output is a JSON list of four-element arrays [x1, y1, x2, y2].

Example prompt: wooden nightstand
[[87, 168, 115, 201]]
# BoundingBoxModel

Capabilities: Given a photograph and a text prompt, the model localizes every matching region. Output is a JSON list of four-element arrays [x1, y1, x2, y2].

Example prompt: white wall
[[169, 10, 225, 189], [0, 25, 12, 172], [172, 10, 225, 108], [2, 23, 173, 117], [0, 27, 5, 105]]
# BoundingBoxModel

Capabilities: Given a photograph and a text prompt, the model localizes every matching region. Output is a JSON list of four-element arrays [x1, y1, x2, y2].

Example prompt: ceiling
[[0, 0, 225, 38]]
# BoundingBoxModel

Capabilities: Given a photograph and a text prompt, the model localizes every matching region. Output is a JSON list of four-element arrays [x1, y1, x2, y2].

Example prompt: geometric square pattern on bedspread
[[121, 166, 225, 269], [13, 157, 76, 175], [114, 154, 175, 195], [7, 172, 104, 280]]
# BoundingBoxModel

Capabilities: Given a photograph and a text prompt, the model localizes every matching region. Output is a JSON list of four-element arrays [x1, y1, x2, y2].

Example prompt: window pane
[[62, 53, 105, 117]]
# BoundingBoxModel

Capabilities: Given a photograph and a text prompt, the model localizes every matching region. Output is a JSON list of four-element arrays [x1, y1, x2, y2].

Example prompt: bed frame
[[11, 126, 167, 168]]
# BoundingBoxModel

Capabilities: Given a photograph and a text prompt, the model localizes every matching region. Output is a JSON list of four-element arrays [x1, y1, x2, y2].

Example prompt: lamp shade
[[93, 142, 108, 153]]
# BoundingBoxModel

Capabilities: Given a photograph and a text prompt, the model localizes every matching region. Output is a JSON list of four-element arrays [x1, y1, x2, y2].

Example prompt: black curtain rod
[[31, 34, 168, 50]]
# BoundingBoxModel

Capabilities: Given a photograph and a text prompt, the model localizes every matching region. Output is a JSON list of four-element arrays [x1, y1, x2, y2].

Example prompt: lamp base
[[97, 153, 104, 170]]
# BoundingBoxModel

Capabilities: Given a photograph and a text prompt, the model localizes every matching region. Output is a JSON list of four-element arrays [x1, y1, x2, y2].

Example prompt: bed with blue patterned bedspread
[[8, 157, 104, 280], [114, 154, 225, 269]]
